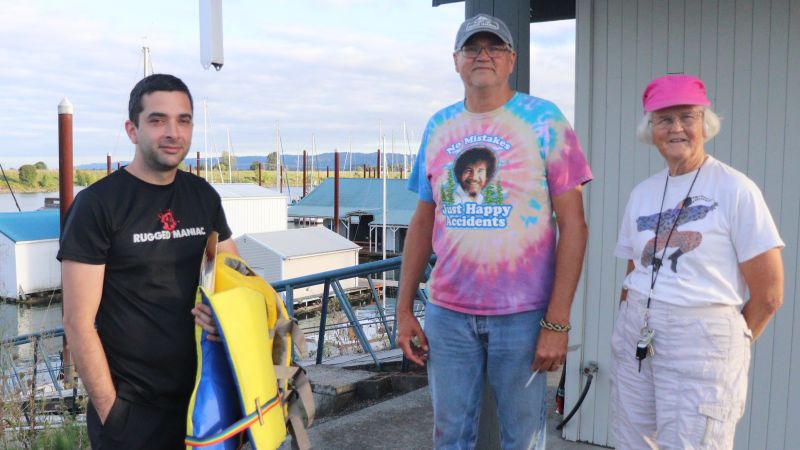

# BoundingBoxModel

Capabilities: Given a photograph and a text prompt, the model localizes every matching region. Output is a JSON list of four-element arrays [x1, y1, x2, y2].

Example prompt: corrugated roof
[[370, 210, 415, 227], [288, 179, 417, 226], [241, 227, 360, 258], [0, 210, 60, 243], [211, 183, 285, 199]]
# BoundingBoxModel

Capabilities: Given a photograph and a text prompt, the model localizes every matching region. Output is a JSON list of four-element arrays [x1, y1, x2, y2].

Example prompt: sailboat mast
[[403, 122, 409, 178], [276, 122, 282, 192], [226, 127, 232, 183], [381, 133, 387, 308], [203, 99, 209, 179], [311, 133, 316, 187]]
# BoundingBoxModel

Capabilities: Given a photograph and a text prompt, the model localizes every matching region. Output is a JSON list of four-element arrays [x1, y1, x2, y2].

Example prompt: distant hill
[[78, 152, 416, 171]]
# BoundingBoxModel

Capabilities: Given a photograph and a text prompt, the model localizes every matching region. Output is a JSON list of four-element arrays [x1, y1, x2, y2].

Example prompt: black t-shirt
[[58, 168, 232, 408]]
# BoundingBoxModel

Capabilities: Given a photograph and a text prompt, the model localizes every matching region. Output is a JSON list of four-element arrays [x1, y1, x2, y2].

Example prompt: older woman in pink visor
[[610, 74, 785, 449]]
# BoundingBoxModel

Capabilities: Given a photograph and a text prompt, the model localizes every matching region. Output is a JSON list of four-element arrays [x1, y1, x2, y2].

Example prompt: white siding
[[283, 251, 360, 299], [0, 238, 60, 299], [0, 234, 17, 299], [571, 1, 800, 448], [234, 235, 282, 283], [16, 240, 60, 296], [221, 197, 287, 238]]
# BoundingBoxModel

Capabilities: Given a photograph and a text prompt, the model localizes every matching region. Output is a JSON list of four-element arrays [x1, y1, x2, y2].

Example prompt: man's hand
[[192, 303, 220, 342], [397, 311, 429, 366], [531, 329, 568, 372]]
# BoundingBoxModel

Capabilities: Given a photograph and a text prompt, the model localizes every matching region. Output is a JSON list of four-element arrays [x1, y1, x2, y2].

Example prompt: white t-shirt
[[615, 156, 784, 307]]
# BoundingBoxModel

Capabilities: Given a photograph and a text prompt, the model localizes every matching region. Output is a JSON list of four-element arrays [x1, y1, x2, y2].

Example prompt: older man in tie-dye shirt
[[396, 13, 592, 450]]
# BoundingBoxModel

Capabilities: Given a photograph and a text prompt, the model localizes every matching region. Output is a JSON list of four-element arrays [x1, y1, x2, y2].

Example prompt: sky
[[0, 1, 575, 169]]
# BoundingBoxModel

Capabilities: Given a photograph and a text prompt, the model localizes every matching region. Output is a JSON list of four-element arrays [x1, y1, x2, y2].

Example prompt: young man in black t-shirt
[[58, 74, 238, 449]]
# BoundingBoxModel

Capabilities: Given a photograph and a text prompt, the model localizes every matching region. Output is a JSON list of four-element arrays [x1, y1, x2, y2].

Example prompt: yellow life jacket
[[185, 252, 314, 450]]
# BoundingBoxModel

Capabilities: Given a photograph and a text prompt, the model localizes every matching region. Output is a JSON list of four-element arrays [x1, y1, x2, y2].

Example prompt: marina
[[1, 0, 799, 447]]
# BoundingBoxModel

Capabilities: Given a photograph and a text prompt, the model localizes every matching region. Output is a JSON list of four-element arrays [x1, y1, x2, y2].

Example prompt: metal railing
[[0, 328, 80, 424], [272, 255, 433, 368], [1, 254, 433, 408]]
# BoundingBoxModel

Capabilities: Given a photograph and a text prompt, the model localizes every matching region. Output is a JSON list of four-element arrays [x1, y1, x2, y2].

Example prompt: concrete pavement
[[281, 369, 607, 449]]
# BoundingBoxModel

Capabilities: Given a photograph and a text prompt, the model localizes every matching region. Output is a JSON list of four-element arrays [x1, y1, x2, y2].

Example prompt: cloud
[[0, 1, 575, 168]]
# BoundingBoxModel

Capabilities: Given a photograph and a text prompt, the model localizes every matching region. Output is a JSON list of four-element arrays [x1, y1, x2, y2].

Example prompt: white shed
[[212, 184, 287, 238], [234, 227, 361, 300], [0, 210, 61, 300]]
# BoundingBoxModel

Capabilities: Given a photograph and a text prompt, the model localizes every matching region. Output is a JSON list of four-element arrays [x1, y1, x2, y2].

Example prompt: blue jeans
[[425, 303, 547, 450]]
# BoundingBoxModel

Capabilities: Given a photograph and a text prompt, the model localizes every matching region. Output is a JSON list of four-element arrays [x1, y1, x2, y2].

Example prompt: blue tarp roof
[[0, 210, 60, 243], [288, 178, 418, 226]]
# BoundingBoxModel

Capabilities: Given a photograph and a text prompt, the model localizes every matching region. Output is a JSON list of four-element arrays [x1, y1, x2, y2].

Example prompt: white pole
[[203, 99, 209, 180], [276, 122, 282, 192], [311, 133, 316, 187], [348, 132, 353, 172], [403, 121, 410, 177], [226, 127, 232, 183], [382, 133, 387, 309], [391, 129, 395, 177]]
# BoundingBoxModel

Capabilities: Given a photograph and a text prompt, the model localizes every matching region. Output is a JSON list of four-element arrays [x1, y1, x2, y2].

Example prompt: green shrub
[[31, 418, 90, 450], [38, 172, 50, 188], [75, 170, 97, 186], [34, 161, 48, 170], [18, 165, 38, 185]]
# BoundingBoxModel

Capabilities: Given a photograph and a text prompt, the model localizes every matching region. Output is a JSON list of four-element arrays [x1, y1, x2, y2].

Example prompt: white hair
[[636, 107, 721, 145]]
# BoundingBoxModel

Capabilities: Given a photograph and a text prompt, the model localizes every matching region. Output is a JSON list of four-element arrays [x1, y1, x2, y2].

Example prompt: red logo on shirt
[[158, 209, 179, 231]]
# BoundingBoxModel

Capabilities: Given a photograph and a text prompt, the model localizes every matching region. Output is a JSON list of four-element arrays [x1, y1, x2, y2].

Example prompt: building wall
[[283, 251, 360, 299], [0, 238, 60, 299], [15, 240, 61, 296], [0, 234, 17, 299], [221, 197, 287, 238], [234, 235, 283, 283], [569, 1, 800, 448]]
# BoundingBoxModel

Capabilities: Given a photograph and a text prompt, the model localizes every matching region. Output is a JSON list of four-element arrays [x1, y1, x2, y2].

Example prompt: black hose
[[556, 364, 597, 431]]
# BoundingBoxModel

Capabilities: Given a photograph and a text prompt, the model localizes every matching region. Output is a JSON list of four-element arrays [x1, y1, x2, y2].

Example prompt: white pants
[[610, 292, 752, 450]]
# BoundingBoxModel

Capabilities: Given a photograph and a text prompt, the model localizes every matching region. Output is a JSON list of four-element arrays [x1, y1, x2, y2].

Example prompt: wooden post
[[58, 98, 74, 389], [106, 153, 111, 175]]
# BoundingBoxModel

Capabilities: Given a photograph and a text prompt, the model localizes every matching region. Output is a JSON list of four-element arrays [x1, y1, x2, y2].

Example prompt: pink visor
[[642, 74, 710, 112]]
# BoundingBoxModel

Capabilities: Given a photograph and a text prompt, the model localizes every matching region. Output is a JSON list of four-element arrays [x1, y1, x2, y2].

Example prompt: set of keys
[[636, 326, 655, 372]]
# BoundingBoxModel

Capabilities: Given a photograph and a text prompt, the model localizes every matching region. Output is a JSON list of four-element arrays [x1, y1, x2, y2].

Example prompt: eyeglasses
[[650, 111, 704, 130], [459, 44, 511, 58]]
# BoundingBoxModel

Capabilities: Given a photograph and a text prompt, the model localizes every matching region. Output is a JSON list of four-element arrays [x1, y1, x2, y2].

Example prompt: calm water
[[0, 189, 84, 213], [1, 191, 75, 343]]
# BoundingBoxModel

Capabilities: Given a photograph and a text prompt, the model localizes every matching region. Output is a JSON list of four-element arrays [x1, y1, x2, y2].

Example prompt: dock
[[283, 349, 602, 450]]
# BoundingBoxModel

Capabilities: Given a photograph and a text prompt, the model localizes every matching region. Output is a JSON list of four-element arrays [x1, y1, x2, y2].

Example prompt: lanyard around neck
[[647, 159, 705, 308]]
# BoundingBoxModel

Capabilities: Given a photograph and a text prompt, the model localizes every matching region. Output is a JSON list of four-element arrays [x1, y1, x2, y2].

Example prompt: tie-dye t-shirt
[[407, 92, 592, 315]]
